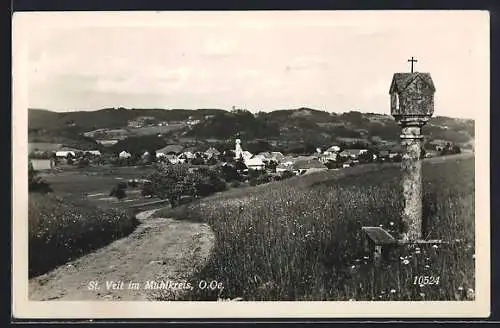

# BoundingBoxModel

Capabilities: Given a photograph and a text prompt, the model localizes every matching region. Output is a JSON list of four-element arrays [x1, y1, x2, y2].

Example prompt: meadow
[[39, 165, 155, 196], [29, 165, 159, 277], [154, 154, 475, 301], [29, 193, 138, 278]]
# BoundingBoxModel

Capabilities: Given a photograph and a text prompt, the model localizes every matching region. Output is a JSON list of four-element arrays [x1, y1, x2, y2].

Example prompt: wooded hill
[[28, 107, 475, 152]]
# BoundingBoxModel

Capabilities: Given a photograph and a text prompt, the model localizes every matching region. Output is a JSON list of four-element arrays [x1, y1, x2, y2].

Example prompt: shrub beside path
[[29, 209, 214, 301]]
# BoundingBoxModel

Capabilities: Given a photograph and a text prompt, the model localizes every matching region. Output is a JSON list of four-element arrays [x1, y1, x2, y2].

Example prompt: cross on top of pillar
[[408, 56, 418, 73]]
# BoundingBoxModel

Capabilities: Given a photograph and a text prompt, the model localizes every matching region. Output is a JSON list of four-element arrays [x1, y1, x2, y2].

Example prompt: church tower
[[235, 138, 243, 159]]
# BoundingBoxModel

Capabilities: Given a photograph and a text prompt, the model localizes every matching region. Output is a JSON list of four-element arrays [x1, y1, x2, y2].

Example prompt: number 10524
[[413, 276, 440, 285]]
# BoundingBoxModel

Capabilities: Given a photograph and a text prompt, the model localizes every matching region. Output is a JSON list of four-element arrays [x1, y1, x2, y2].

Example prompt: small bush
[[29, 162, 53, 194], [230, 181, 241, 188], [110, 182, 127, 200], [281, 170, 295, 180], [141, 181, 154, 197]]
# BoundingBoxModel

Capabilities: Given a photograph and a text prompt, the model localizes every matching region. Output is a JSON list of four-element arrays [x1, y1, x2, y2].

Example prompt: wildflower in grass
[[390, 289, 396, 294], [402, 259, 410, 265], [425, 265, 430, 268], [458, 286, 464, 291], [419, 284, 424, 288], [420, 292, 426, 298], [415, 250, 421, 254], [432, 244, 439, 249], [467, 288, 475, 300]]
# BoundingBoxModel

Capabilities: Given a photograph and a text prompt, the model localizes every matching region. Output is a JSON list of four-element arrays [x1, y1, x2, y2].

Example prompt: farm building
[[318, 153, 338, 164], [293, 159, 328, 175], [245, 157, 266, 171], [119, 151, 132, 159], [180, 151, 196, 160], [324, 145, 341, 155], [127, 116, 156, 128], [157, 153, 181, 164], [429, 139, 449, 151], [253, 152, 271, 161], [269, 151, 284, 162], [55, 147, 80, 158], [204, 147, 220, 158], [156, 144, 184, 156], [96, 139, 119, 147], [339, 149, 368, 159], [84, 150, 101, 156], [389, 145, 403, 159]]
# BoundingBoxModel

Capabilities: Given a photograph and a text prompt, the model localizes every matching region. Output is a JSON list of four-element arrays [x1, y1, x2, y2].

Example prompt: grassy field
[[29, 193, 138, 278], [29, 165, 165, 277], [38, 165, 155, 196], [154, 154, 475, 301]]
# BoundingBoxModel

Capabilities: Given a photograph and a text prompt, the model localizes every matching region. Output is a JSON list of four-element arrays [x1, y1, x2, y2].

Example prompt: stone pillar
[[399, 118, 428, 242]]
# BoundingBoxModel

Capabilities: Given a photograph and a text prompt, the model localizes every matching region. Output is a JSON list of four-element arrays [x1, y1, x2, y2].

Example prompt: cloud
[[286, 56, 329, 71], [202, 37, 238, 58]]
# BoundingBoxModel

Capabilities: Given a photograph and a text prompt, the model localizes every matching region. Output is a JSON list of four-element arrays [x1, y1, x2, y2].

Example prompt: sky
[[19, 11, 489, 119]]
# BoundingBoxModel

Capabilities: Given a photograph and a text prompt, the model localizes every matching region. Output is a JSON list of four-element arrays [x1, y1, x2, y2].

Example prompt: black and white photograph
[[12, 10, 489, 318]]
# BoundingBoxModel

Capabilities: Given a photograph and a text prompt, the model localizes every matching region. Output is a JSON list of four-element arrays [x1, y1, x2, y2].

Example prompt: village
[[29, 133, 460, 177]]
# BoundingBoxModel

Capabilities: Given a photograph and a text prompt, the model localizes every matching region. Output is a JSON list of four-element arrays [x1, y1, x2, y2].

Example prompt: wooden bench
[[361, 227, 398, 264], [361, 226, 454, 265]]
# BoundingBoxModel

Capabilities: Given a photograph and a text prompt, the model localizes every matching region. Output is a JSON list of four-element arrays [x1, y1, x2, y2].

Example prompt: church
[[234, 138, 265, 170]]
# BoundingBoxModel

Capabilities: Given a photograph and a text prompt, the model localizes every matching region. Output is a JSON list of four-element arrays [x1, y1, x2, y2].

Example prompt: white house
[[253, 153, 270, 162], [245, 157, 265, 170], [157, 153, 181, 164], [339, 149, 368, 159], [84, 150, 101, 156], [180, 151, 196, 159], [119, 151, 131, 159], [319, 153, 338, 164], [324, 145, 341, 155], [269, 151, 284, 162], [55, 150, 76, 158], [204, 147, 221, 158], [276, 163, 294, 173]]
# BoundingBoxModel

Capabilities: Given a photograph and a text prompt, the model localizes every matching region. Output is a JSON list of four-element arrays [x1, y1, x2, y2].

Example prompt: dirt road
[[29, 209, 214, 301]]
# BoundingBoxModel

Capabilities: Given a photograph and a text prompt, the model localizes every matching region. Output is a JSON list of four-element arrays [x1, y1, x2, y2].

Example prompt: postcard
[[12, 10, 490, 319]]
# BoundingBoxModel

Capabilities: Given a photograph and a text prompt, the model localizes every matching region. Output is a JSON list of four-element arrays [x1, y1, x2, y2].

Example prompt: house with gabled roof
[[339, 149, 368, 159], [292, 159, 328, 175], [204, 147, 221, 158], [324, 145, 341, 155], [269, 151, 284, 162], [156, 144, 184, 156], [245, 157, 265, 171]]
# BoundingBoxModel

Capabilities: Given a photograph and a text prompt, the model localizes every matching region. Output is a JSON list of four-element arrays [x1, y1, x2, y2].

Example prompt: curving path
[[29, 209, 214, 301]]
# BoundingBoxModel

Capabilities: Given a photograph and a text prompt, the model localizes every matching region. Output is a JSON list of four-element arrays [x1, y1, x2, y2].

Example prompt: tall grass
[[29, 193, 139, 278], [155, 156, 475, 301]]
